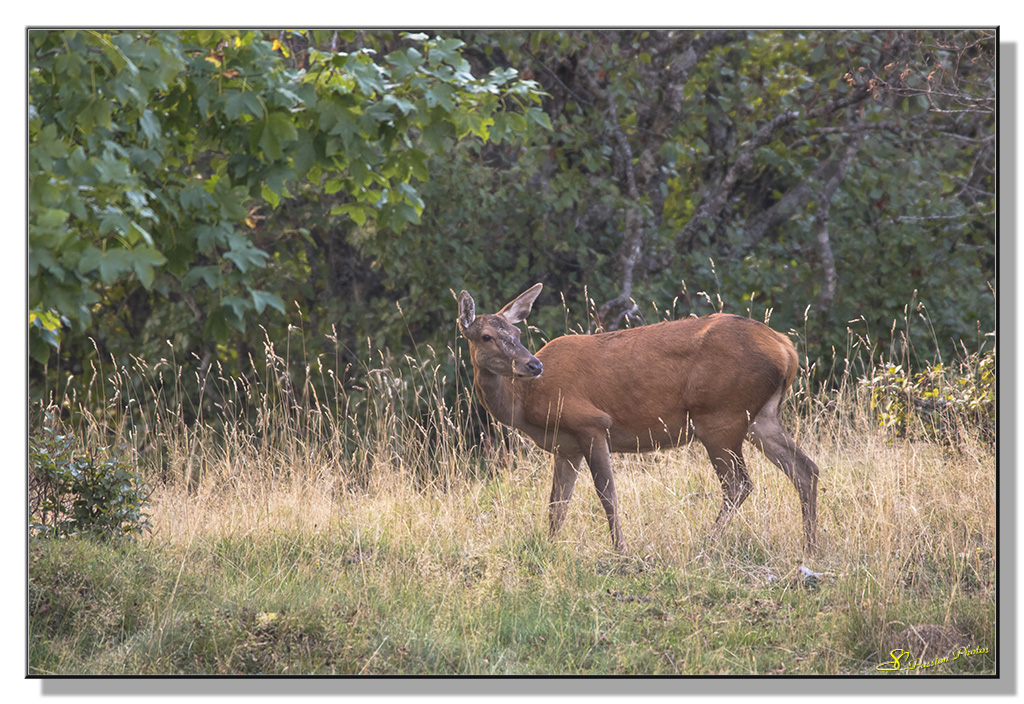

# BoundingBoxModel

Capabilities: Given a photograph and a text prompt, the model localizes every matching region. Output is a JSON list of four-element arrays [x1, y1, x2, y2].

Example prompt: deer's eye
[[481, 334, 492, 342]]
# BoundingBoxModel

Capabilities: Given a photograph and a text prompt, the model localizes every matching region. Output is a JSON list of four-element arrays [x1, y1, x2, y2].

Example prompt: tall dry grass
[[29, 305, 996, 674]]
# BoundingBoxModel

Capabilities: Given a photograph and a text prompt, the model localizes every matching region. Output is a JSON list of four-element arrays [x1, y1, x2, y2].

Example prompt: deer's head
[[458, 284, 544, 379]]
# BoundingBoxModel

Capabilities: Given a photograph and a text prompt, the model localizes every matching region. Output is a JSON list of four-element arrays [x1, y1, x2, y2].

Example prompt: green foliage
[[861, 348, 995, 442], [29, 413, 151, 539], [29, 30, 544, 370]]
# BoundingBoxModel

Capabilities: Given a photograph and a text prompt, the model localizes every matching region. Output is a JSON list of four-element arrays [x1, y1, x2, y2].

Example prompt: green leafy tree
[[29, 30, 544, 382]]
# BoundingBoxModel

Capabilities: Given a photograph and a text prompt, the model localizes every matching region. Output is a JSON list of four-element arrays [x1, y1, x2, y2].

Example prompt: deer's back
[[518, 314, 797, 451]]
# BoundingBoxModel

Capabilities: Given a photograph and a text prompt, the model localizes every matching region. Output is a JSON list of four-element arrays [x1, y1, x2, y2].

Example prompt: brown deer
[[457, 283, 820, 554]]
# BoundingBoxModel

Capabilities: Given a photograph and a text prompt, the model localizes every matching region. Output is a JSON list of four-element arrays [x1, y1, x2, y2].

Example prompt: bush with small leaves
[[861, 348, 994, 443], [29, 414, 151, 540]]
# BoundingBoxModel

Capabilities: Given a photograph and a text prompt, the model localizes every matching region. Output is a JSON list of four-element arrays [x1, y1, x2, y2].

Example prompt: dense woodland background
[[29, 29, 995, 423]]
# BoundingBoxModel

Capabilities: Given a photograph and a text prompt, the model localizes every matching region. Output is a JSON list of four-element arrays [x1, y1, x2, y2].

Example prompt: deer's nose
[[525, 358, 543, 376]]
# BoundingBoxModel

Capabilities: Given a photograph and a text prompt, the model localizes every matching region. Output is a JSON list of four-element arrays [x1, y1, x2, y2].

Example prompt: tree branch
[[739, 159, 833, 252], [814, 136, 863, 314], [582, 31, 744, 331], [578, 59, 644, 331], [673, 82, 873, 255], [597, 123, 644, 331]]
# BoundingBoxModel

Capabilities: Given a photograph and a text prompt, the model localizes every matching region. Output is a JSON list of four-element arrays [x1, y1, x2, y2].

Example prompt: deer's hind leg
[[695, 414, 753, 538], [746, 391, 820, 554], [704, 442, 753, 535]]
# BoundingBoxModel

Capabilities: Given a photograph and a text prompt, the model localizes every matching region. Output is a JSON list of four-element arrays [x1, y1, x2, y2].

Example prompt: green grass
[[29, 433, 995, 675]]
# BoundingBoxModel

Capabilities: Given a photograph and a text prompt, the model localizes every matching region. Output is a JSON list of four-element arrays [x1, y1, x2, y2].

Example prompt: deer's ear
[[458, 290, 476, 331], [497, 283, 542, 325]]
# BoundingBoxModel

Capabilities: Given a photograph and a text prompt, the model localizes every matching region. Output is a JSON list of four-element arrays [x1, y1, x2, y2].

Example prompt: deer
[[457, 283, 820, 555]]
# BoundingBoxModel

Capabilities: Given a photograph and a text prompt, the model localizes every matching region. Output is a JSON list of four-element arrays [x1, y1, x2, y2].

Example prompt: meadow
[[28, 321, 996, 676]]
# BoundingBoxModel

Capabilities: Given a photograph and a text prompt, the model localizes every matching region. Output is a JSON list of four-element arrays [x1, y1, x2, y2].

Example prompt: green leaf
[[389, 201, 420, 225], [269, 111, 298, 142], [97, 248, 133, 284], [325, 103, 361, 150], [35, 208, 70, 232], [78, 246, 104, 275], [261, 183, 281, 209], [130, 221, 155, 246], [258, 112, 298, 161], [386, 47, 423, 81], [180, 265, 222, 290], [130, 246, 166, 289], [139, 109, 161, 141], [453, 109, 493, 140], [396, 182, 424, 212], [221, 296, 250, 331], [424, 83, 456, 112], [29, 308, 64, 334], [382, 93, 417, 116], [292, 132, 316, 177], [421, 118, 453, 153], [332, 203, 370, 226], [29, 309, 64, 361], [350, 160, 371, 186], [407, 149, 429, 181], [94, 153, 131, 184], [525, 107, 552, 131], [179, 183, 217, 212], [224, 234, 269, 273], [213, 179, 250, 221], [250, 288, 286, 315], [225, 90, 265, 121], [428, 38, 465, 68], [225, 91, 249, 121], [488, 66, 519, 85], [191, 224, 223, 253], [30, 331, 54, 364], [77, 97, 113, 132]]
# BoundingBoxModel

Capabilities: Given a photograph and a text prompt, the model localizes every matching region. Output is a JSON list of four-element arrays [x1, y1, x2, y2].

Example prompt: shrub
[[29, 412, 151, 540], [860, 348, 995, 442]]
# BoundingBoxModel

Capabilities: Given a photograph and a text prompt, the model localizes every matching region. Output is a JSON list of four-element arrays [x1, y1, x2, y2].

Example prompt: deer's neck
[[473, 368, 528, 431]]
